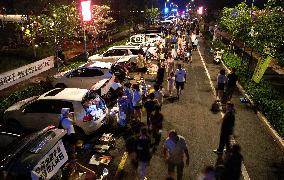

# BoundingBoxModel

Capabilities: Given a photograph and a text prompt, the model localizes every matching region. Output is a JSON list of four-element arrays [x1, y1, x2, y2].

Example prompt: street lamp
[[80, 0, 92, 59]]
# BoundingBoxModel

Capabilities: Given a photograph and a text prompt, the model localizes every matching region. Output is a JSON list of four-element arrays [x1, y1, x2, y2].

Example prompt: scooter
[[213, 48, 224, 64]]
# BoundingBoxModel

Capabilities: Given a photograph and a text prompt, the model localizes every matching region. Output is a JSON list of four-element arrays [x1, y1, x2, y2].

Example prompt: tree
[[19, 3, 115, 57], [220, 2, 253, 47], [144, 7, 161, 24], [85, 5, 115, 37]]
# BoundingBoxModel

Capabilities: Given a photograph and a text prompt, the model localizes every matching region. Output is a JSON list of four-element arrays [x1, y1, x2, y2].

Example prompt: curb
[[220, 61, 284, 152]]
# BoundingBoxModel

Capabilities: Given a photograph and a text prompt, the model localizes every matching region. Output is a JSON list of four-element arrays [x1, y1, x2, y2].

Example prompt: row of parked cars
[[3, 29, 163, 136], [1, 27, 163, 180]]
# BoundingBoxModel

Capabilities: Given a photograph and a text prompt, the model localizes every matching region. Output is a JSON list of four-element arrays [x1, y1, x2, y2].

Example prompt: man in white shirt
[[175, 64, 187, 98], [163, 130, 189, 180], [59, 108, 76, 153]]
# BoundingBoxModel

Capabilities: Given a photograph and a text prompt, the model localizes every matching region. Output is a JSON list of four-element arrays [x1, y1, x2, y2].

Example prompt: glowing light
[[81, 0, 92, 22], [197, 6, 203, 15], [164, 7, 169, 14]]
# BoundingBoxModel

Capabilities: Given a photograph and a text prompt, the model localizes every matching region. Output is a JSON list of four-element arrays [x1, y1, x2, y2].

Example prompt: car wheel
[[6, 119, 24, 133], [55, 83, 67, 88]]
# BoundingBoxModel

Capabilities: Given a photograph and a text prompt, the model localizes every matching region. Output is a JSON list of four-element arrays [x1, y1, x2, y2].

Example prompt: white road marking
[[197, 48, 251, 180]]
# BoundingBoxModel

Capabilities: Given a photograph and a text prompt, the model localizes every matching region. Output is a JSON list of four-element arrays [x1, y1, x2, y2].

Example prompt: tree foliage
[[144, 8, 161, 23], [220, 3, 252, 43], [85, 5, 115, 36], [19, 3, 114, 55], [219, 1, 284, 66]]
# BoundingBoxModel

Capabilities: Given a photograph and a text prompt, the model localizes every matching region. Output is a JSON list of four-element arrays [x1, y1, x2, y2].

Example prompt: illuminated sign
[[197, 6, 203, 15], [81, 0, 92, 22]]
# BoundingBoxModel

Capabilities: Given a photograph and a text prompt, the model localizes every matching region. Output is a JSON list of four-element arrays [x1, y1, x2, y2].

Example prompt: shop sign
[[31, 140, 68, 180], [252, 55, 272, 83], [0, 56, 54, 90]]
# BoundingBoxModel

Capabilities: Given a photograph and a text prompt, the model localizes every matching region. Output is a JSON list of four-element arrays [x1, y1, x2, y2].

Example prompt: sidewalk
[[198, 37, 284, 180]]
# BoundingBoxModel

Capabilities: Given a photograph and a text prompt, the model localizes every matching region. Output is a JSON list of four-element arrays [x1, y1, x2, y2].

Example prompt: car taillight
[[83, 114, 93, 122]]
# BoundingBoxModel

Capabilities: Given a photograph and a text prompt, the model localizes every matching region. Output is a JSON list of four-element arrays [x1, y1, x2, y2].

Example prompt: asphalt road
[[115, 38, 284, 180]]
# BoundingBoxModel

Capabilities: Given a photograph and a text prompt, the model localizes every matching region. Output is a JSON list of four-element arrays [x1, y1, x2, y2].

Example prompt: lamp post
[[80, 0, 92, 59]]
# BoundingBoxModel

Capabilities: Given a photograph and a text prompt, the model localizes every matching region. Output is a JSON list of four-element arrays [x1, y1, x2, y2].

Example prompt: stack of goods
[[88, 133, 115, 166]]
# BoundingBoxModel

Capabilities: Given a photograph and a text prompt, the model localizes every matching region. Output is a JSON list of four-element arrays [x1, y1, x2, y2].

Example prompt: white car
[[127, 34, 146, 46], [88, 46, 140, 63], [160, 20, 173, 26], [145, 33, 163, 44], [52, 61, 113, 89], [3, 88, 108, 136]]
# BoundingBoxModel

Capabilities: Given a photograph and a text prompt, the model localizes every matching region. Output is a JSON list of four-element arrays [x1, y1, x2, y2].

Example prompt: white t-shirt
[[154, 90, 163, 105], [171, 49, 177, 59], [175, 68, 187, 82], [164, 135, 188, 163], [191, 34, 197, 42], [112, 82, 122, 90], [61, 117, 75, 135]]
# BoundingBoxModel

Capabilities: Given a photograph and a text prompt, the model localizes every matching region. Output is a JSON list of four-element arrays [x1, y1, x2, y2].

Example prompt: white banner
[[31, 140, 68, 180], [0, 56, 54, 90]]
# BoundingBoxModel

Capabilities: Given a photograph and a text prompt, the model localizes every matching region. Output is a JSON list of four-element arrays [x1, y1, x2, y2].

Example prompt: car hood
[[88, 54, 103, 61], [5, 96, 38, 112], [53, 70, 71, 79]]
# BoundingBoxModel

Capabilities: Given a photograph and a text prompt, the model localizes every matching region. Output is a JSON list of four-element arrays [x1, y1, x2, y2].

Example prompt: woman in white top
[[216, 69, 228, 100], [166, 54, 175, 76], [132, 84, 142, 122], [167, 72, 175, 96]]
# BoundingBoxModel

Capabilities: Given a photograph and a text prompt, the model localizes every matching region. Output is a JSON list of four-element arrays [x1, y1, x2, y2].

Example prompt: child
[[167, 72, 175, 96], [153, 84, 163, 106]]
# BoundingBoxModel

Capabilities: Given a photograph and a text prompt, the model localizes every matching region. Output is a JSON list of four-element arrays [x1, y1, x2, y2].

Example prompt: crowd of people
[[57, 16, 243, 180]]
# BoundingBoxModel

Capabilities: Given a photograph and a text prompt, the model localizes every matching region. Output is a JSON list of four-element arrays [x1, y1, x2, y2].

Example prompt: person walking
[[137, 52, 147, 77], [144, 93, 159, 128], [150, 104, 164, 148], [213, 102, 236, 154], [156, 62, 165, 85], [223, 144, 243, 180], [216, 69, 228, 101], [163, 130, 189, 180], [226, 68, 238, 101], [135, 127, 152, 180], [132, 84, 143, 122], [153, 84, 164, 106], [166, 54, 175, 77], [123, 82, 134, 121], [167, 72, 175, 97], [171, 45, 177, 60], [175, 64, 187, 98]]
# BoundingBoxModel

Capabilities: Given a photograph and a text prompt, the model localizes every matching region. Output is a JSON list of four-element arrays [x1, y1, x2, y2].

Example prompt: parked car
[[0, 125, 23, 154], [52, 61, 113, 89], [88, 46, 140, 63], [127, 33, 163, 47], [0, 126, 68, 180], [160, 20, 173, 26], [127, 34, 146, 46], [3, 88, 108, 136]]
